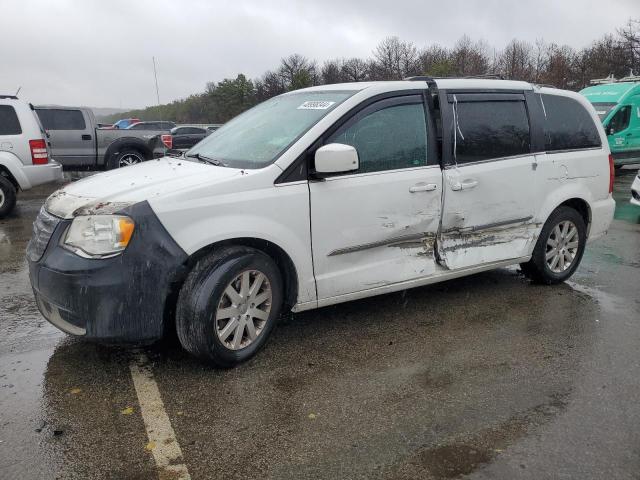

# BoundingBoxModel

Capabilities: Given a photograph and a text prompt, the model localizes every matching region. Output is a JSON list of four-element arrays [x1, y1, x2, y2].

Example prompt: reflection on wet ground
[[1, 169, 639, 479]]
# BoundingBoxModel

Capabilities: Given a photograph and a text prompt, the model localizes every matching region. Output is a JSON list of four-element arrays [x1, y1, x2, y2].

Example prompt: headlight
[[62, 215, 135, 258]]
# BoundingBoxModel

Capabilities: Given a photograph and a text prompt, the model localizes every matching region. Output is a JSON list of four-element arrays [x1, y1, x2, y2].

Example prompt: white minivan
[[28, 79, 615, 366]]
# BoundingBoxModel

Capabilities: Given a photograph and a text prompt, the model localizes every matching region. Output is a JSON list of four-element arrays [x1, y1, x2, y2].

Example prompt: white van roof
[[295, 79, 534, 94]]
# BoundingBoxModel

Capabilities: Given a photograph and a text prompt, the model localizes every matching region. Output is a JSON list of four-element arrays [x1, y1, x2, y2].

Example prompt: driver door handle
[[451, 179, 478, 191], [409, 183, 438, 193]]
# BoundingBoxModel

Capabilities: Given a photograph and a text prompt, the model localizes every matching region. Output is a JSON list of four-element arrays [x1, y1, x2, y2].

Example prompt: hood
[[45, 157, 243, 218]]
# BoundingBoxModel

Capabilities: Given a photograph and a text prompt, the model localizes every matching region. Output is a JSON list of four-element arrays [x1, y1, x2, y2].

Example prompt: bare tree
[[372, 36, 421, 80], [341, 57, 370, 82], [618, 18, 640, 73], [498, 39, 534, 81], [450, 35, 490, 76], [321, 59, 345, 84], [278, 54, 318, 90], [419, 44, 452, 76], [540, 43, 576, 89]]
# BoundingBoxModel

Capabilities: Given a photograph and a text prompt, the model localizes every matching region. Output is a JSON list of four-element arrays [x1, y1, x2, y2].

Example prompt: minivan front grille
[[26, 207, 61, 262]]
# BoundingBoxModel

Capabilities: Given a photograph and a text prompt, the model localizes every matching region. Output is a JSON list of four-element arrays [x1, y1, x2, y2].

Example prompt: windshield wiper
[[186, 152, 225, 166]]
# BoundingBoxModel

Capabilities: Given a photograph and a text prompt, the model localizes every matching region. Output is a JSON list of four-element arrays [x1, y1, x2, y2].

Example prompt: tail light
[[608, 153, 614, 194], [29, 139, 49, 165], [160, 134, 173, 149]]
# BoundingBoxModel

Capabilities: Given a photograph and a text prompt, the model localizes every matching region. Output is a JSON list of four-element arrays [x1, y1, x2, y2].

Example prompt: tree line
[[103, 18, 639, 124]]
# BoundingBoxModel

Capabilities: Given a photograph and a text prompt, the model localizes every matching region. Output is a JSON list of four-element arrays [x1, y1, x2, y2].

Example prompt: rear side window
[[454, 100, 530, 163], [0, 105, 22, 135], [540, 94, 601, 151], [37, 109, 86, 130]]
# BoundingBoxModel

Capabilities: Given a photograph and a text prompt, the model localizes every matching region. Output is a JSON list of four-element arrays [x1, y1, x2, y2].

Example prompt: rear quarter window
[[36, 109, 86, 130], [0, 105, 22, 135], [540, 94, 601, 151]]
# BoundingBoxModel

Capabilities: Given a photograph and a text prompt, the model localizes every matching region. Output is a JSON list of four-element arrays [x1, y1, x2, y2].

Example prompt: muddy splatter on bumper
[[27, 201, 188, 342]]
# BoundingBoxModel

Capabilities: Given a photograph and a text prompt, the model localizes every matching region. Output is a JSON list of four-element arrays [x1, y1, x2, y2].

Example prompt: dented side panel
[[439, 156, 538, 269], [310, 166, 443, 299]]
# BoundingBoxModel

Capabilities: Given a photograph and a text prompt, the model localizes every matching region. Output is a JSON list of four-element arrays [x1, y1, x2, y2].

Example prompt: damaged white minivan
[[28, 78, 615, 366]]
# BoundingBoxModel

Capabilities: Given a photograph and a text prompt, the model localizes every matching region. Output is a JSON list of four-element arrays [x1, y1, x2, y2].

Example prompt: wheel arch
[[0, 165, 20, 191], [557, 197, 591, 233], [537, 183, 594, 237], [103, 138, 153, 167], [167, 237, 300, 324]]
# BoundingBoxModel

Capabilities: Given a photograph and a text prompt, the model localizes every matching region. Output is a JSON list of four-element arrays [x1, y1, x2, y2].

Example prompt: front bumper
[[28, 201, 188, 342]]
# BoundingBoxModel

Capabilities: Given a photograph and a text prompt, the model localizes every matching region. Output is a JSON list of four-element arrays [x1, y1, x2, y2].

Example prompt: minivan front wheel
[[176, 246, 283, 367], [0, 175, 17, 219], [520, 206, 587, 284]]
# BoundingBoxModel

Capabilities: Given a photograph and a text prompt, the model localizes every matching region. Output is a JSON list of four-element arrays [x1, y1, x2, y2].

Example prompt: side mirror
[[314, 143, 359, 175]]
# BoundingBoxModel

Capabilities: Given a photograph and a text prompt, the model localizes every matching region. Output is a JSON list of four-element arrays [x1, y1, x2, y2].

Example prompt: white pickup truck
[[0, 95, 63, 218]]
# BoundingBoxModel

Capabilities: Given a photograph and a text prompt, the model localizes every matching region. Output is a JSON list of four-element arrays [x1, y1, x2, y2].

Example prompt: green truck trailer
[[580, 75, 640, 167]]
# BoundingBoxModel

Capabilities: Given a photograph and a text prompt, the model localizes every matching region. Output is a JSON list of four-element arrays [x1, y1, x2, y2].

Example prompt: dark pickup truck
[[35, 106, 171, 169]]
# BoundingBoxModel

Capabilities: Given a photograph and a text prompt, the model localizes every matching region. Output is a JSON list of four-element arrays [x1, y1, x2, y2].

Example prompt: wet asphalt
[[1, 168, 639, 480]]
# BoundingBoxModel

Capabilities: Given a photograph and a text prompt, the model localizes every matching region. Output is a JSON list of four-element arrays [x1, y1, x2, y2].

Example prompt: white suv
[[0, 95, 63, 217], [28, 79, 615, 366]]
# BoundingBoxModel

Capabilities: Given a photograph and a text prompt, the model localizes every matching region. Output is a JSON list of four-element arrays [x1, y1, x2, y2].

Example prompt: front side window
[[454, 100, 530, 163], [607, 105, 631, 135], [327, 100, 428, 173], [0, 105, 22, 135], [540, 94, 601, 151], [187, 91, 355, 169], [36, 109, 86, 130]]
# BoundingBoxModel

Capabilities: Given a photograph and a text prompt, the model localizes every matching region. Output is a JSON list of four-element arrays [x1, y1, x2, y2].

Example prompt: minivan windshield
[[592, 102, 617, 121], [186, 90, 355, 169]]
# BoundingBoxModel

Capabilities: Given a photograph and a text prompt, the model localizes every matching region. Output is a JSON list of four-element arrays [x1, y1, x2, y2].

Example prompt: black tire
[[0, 175, 17, 219], [520, 206, 587, 284], [107, 149, 145, 170], [176, 246, 283, 367]]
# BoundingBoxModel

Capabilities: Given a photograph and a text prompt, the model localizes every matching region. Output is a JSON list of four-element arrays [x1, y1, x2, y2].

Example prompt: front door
[[607, 104, 632, 155], [36, 108, 95, 167], [309, 94, 443, 301], [439, 93, 537, 270]]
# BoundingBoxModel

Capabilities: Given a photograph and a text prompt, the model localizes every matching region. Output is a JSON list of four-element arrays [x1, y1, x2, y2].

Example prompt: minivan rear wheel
[[520, 206, 586, 284], [0, 175, 17, 219], [176, 246, 283, 367]]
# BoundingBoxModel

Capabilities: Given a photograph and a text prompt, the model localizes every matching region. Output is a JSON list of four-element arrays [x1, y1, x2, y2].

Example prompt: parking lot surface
[[1, 169, 639, 480]]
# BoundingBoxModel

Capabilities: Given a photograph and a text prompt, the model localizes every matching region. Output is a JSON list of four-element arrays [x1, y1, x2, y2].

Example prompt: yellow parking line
[[129, 351, 191, 480]]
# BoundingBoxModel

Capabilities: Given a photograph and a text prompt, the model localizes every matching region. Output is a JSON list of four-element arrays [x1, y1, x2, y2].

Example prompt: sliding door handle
[[451, 179, 478, 191], [409, 183, 438, 193]]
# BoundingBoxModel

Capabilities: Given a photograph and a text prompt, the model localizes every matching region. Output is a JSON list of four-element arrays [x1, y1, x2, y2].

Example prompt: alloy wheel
[[215, 270, 272, 350], [545, 220, 579, 273]]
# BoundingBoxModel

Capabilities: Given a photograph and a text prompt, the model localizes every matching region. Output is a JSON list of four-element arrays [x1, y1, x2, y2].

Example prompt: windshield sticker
[[298, 100, 336, 110]]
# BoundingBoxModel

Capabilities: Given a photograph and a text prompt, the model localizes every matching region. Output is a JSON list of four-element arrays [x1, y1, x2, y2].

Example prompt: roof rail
[[462, 73, 505, 80], [619, 74, 640, 83], [590, 74, 617, 85], [405, 76, 435, 82], [0, 95, 19, 100], [534, 83, 557, 89]]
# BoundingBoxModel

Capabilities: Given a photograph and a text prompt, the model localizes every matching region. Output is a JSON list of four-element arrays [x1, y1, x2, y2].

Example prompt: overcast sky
[[0, 0, 636, 109]]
